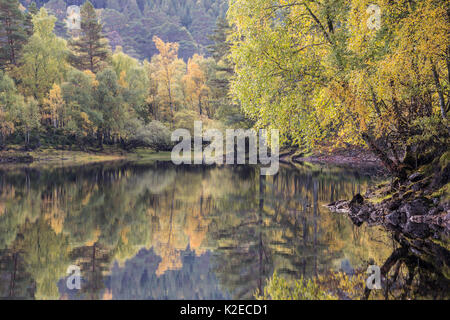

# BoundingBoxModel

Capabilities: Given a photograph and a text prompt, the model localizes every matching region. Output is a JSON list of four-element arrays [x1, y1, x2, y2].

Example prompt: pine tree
[[208, 17, 249, 128], [24, 2, 38, 37], [0, 0, 28, 69], [207, 17, 231, 63], [69, 1, 110, 73]]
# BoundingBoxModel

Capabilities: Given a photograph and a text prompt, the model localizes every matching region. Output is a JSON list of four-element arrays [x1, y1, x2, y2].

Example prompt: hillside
[[20, 0, 228, 61]]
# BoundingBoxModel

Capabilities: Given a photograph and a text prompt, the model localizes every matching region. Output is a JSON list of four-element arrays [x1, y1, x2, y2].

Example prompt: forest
[[0, 0, 448, 173], [1, 0, 245, 152]]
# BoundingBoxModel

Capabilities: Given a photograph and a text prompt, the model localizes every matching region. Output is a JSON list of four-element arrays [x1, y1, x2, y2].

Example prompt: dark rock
[[370, 209, 383, 222], [410, 213, 449, 231], [445, 214, 450, 229], [350, 193, 364, 205], [348, 203, 373, 226], [386, 210, 406, 227], [404, 221, 431, 239], [408, 172, 423, 182], [399, 198, 429, 219], [387, 199, 402, 211], [326, 200, 349, 213], [428, 207, 442, 215], [411, 182, 422, 192]]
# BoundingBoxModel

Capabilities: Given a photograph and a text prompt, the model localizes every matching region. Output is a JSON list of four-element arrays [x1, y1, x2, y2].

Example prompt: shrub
[[133, 121, 172, 151]]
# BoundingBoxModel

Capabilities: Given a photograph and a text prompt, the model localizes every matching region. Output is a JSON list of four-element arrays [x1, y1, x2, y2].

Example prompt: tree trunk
[[431, 60, 447, 120], [362, 133, 406, 179], [97, 130, 103, 149]]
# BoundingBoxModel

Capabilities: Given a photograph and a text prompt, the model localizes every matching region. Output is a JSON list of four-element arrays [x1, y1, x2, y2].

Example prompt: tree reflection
[[0, 161, 446, 299]]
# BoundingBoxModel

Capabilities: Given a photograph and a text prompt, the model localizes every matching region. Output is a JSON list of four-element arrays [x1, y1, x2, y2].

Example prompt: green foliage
[[94, 67, 124, 135], [18, 7, 68, 100], [228, 0, 450, 170], [18, 96, 40, 146], [408, 116, 449, 157], [0, 0, 248, 151], [0, 70, 21, 143], [134, 120, 172, 151], [60, 69, 97, 141], [173, 109, 198, 134], [207, 17, 251, 129]]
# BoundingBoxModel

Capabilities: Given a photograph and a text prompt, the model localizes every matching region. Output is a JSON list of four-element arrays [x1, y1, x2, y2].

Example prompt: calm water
[[0, 160, 409, 299]]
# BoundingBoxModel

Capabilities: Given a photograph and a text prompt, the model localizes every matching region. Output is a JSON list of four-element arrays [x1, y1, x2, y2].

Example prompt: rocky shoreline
[[326, 168, 449, 239], [280, 147, 384, 169], [326, 157, 450, 298]]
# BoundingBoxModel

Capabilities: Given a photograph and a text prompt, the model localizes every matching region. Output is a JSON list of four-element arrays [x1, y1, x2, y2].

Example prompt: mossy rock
[[368, 193, 393, 204], [430, 183, 450, 202], [430, 235, 450, 252], [439, 151, 450, 171], [401, 189, 416, 200]]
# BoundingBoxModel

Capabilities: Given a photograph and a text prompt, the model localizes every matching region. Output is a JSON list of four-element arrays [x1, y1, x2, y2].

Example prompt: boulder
[[325, 200, 350, 214], [399, 198, 429, 219], [386, 210, 406, 227], [349, 203, 373, 226], [350, 193, 364, 205], [404, 221, 431, 239], [408, 172, 423, 182]]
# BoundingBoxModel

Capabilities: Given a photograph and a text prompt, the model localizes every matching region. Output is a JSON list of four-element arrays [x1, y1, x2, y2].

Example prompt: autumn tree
[[151, 36, 185, 124], [182, 54, 211, 116], [43, 83, 65, 128], [228, 0, 450, 177], [69, 1, 110, 73], [143, 59, 160, 121]]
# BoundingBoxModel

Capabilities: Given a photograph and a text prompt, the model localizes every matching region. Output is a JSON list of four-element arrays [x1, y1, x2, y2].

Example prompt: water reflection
[[0, 161, 445, 299]]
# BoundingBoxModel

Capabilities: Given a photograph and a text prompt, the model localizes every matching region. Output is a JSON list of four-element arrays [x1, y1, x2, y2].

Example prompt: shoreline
[[0, 147, 173, 167], [279, 147, 385, 171], [2, 146, 384, 166]]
